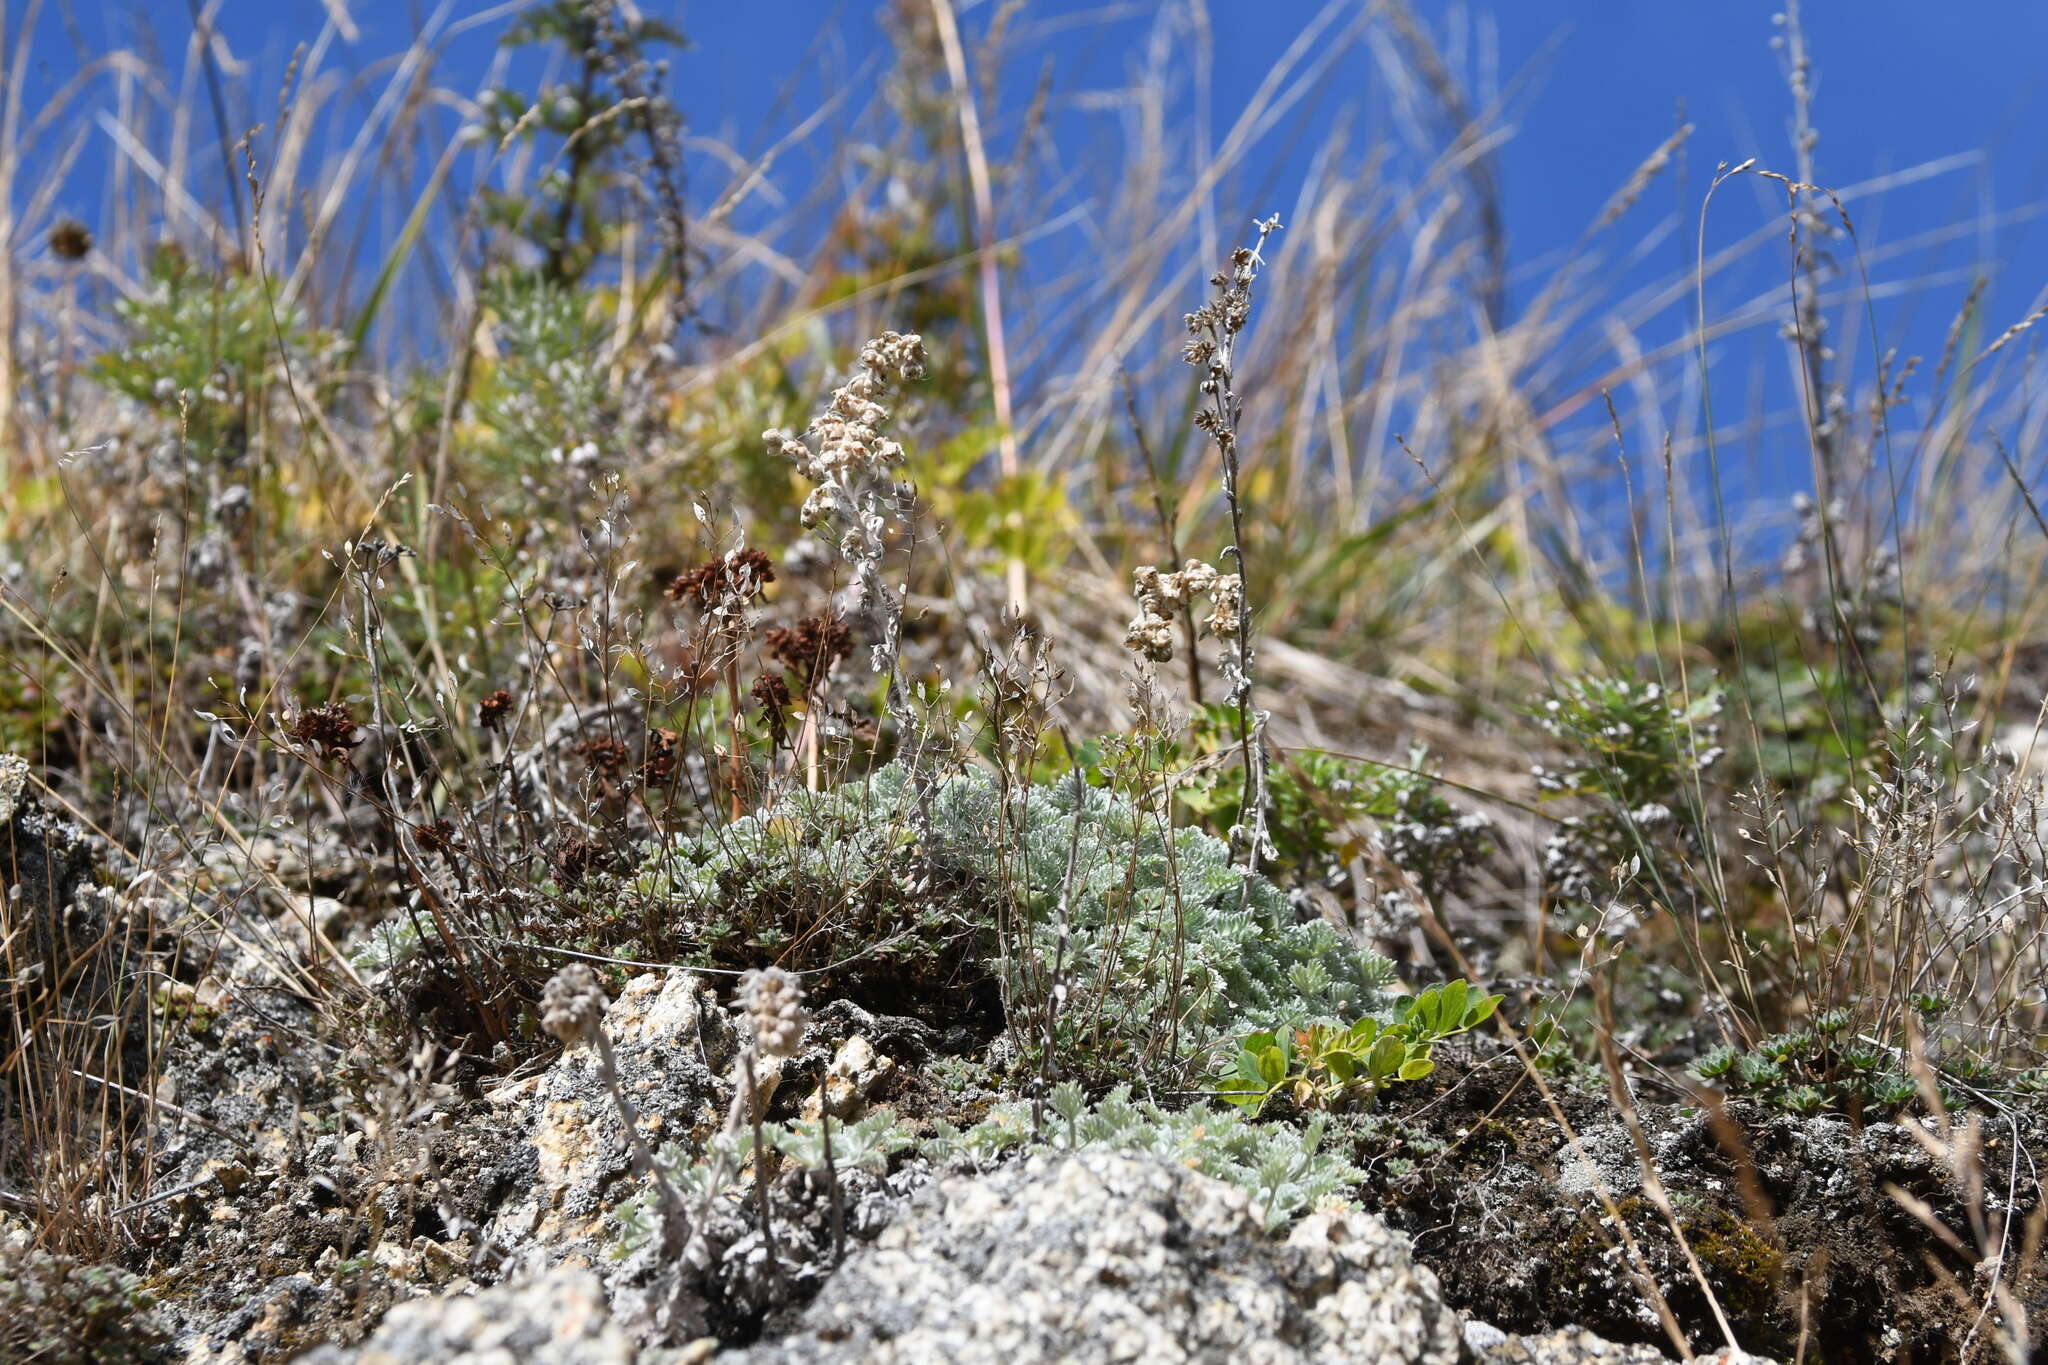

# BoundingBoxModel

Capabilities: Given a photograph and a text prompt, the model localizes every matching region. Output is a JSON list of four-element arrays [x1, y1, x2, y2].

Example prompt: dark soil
[[1361, 1044, 2048, 1361]]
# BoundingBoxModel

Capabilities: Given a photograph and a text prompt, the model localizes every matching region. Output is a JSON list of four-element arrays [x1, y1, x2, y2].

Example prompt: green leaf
[[1464, 993, 1503, 1030], [1437, 980, 1469, 1032], [1368, 1035, 1407, 1081], [1397, 1056, 1436, 1082], [1215, 1079, 1271, 1111]]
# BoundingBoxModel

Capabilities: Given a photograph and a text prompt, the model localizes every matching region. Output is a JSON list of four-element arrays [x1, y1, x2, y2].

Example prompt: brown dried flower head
[[750, 673, 793, 747], [415, 818, 460, 858], [641, 728, 679, 783], [48, 219, 92, 262], [552, 835, 609, 889], [766, 614, 854, 687], [667, 547, 775, 610], [477, 689, 515, 732], [288, 701, 362, 761], [576, 735, 631, 777]]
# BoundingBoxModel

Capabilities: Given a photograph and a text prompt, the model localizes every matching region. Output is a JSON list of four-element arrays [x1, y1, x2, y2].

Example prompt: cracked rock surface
[[296, 1267, 643, 1365], [730, 1149, 1464, 1365]]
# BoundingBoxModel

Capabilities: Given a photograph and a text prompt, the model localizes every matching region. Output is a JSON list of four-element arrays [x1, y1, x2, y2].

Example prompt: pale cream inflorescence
[[764, 331, 927, 530], [539, 962, 609, 1047], [739, 966, 810, 1060], [764, 331, 929, 676], [1123, 559, 1244, 663]]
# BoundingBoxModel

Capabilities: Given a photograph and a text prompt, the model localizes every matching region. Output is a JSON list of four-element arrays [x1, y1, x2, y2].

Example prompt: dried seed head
[[739, 966, 808, 1060], [1124, 612, 1178, 662], [477, 689, 515, 732], [667, 546, 776, 611], [641, 728, 680, 782], [48, 218, 92, 262], [576, 735, 631, 776], [539, 963, 609, 1046], [773, 332, 927, 488], [415, 818, 460, 858], [750, 672, 793, 747], [766, 614, 854, 687], [288, 701, 362, 761]]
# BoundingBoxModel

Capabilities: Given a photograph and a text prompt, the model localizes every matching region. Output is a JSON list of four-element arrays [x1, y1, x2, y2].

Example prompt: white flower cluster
[[739, 965, 809, 1060], [764, 332, 928, 673], [539, 962, 609, 1046], [766, 331, 927, 511], [1123, 559, 1243, 662]]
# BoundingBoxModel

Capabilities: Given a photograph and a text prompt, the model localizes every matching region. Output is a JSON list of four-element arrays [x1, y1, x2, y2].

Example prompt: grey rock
[[297, 1267, 645, 1365], [0, 753, 27, 824], [483, 970, 730, 1251], [1464, 1318, 1512, 1352], [732, 1150, 1463, 1365]]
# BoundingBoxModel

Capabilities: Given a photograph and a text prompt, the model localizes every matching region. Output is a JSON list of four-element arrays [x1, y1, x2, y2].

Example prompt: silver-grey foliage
[[633, 762, 1394, 1062]]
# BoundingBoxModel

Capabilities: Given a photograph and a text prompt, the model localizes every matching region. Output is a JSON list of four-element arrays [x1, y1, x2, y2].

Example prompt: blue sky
[[22, 2, 2048, 534], [32, 1, 2031, 290], [38, 1, 2045, 313]]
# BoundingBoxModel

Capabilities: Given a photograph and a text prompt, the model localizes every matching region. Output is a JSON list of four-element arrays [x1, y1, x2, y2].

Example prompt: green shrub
[[95, 245, 335, 460]]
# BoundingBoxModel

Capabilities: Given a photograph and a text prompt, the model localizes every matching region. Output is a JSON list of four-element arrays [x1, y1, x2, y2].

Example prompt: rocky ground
[[3, 758, 2038, 1365]]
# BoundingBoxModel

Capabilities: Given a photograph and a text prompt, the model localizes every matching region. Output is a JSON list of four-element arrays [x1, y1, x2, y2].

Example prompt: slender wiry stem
[[1184, 216, 1282, 876]]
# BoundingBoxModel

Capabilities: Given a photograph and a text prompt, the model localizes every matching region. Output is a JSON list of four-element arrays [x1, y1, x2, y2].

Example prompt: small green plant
[[767, 1111, 917, 1174], [1216, 979, 1502, 1114], [1527, 1009, 1575, 1072], [1690, 1024, 1938, 1118], [0, 1237, 171, 1364], [1533, 676, 1724, 913]]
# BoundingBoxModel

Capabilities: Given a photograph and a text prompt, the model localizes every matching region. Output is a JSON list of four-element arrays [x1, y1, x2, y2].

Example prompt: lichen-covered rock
[[296, 1267, 648, 1365], [484, 970, 728, 1248], [1468, 1322, 1779, 1363], [0, 752, 29, 823], [731, 1150, 1462, 1364]]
